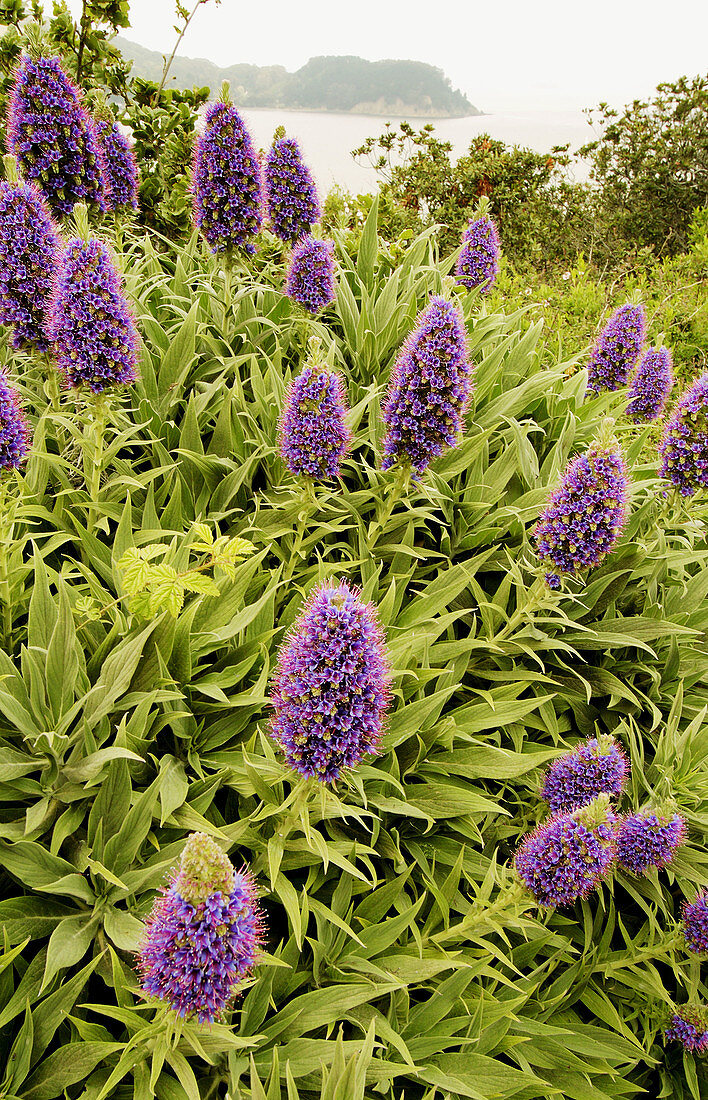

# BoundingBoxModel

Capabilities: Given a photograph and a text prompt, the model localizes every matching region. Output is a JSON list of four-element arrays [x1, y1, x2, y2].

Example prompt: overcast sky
[[57, 0, 708, 112]]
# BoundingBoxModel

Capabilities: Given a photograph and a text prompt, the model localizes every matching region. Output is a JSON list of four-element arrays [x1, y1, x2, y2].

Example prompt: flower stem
[[85, 392, 108, 531], [368, 465, 411, 549]]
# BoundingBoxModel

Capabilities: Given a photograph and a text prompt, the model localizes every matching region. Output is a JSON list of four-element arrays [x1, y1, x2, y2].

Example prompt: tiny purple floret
[[279, 363, 351, 479], [455, 214, 500, 293], [586, 304, 646, 394], [285, 236, 335, 313], [0, 370, 31, 470], [94, 118, 139, 212], [659, 373, 708, 497], [626, 346, 673, 422], [683, 892, 708, 956], [665, 1005, 708, 1054], [265, 136, 320, 243], [0, 178, 59, 351], [540, 735, 629, 815], [617, 808, 686, 875], [192, 101, 262, 254]]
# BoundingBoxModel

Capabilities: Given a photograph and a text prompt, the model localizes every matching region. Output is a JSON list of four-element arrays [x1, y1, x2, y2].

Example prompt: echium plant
[[138, 833, 262, 1023], [6, 43, 106, 216], [0, 154, 59, 351], [626, 345, 673, 422], [285, 235, 336, 313], [93, 102, 139, 213], [665, 1005, 708, 1053], [682, 892, 708, 955], [264, 132, 320, 242], [279, 337, 351, 479], [659, 372, 708, 496], [191, 83, 262, 256], [270, 581, 392, 781], [381, 295, 473, 475], [616, 807, 686, 875], [586, 302, 646, 394], [540, 734, 629, 814], [0, 369, 30, 471], [455, 207, 500, 293], [534, 422, 629, 588]]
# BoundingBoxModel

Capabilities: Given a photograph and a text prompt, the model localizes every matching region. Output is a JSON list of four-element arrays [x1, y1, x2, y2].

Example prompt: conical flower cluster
[[382, 296, 473, 474], [515, 795, 618, 908], [47, 235, 139, 392], [540, 735, 629, 815], [192, 99, 262, 254], [94, 118, 139, 212], [279, 349, 351, 479], [586, 303, 645, 394], [626, 346, 673, 422], [683, 892, 708, 956], [0, 371, 30, 470], [455, 214, 500, 293], [265, 136, 320, 243], [616, 808, 686, 875], [665, 1006, 708, 1053], [534, 436, 629, 587], [0, 168, 59, 351], [138, 833, 262, 1023], [285, 236, 335, 313], [270, 581, 391, 781], [7, 53, 105, 216], [659, 373, 708, 496]]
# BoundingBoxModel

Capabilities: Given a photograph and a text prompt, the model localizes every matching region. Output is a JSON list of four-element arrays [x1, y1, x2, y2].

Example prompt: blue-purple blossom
[[626, 346, 673, 422], [279, 361, 351, 479], [381, 296, 473, 475], [540, 735, 629, 815], [683, 893, 708, 955], [616, 809, 686, 875], [138, 833, 261, 1023], [285, 236, 335, 313], [94, 118, 139, 212], [455, 214, 500, 293], [0, 175, 59, 351], [270, 581, 392, 781], [192, 100, 262, 254], [515, 795, 618, 908], [264, 136, 320, 243], [665, 1006, 708, 1054], [0, 370, 30, 470], [534, 438, 629, 587], [46, 237, 138, 392], [659, 373, 708, 497], [7, 54, 106, 216], [586, 304, 646, 394]]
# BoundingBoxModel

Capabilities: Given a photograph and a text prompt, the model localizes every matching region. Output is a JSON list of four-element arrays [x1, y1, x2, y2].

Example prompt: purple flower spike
[[665, 1006, 708, 1054], [683, 893, 708, 955], [382, 296, 473, 475], [47, 237, 139, 393], [0, 173, 59, 351], [285, 236, 335, 313], [659, 373, 708, 497], [265, 136, 320, 243], [586, 303, 646, 394], [0, 371, 31, 470], [279, 349, 351, 480], [138, 832, 262, 1023], [626, 346, 673, 422], [94, 119, 139, 212], [534, 436, 629, 583], [455, 214, 500, 293], [7, 54, 106, 216], [270, 581, 392, 782], [617, 808, 686, 875], [515, 794, 618, 908], [541, 735, 629, 815], [192, 99, 262, 255]]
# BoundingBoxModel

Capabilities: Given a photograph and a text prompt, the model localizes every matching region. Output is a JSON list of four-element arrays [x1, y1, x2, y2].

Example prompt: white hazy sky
[[55, 0, 708, 112]]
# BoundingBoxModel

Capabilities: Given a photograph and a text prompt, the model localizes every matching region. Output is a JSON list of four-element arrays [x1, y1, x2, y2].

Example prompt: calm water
[[240, 107, 596, 192]]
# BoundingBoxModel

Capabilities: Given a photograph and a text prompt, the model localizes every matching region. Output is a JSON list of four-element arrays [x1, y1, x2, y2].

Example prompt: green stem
[[493, 575, 548, 642], [85, 394, 108, 531], [282, 482, 317, 583], [0, 475, 20, 648], [429, 879, 530, 946], [368, 465, 411, 549]]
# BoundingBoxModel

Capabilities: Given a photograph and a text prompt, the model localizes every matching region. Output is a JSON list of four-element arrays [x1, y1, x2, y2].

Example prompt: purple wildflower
[[659, 373, 708, 497], [683, 892, 708, 955], [455, 214, 500, 293], [192, 99, 262, 254], [94, 118, 139, 212], [138, 833, 262, 1023], [0, 170, 59, 351], [540, 735, 629, 815], [279, 357, 351, 479], [270, 581, 392, 782], [47, 237, 138, 392], [381, 296, 473, 475], [515, 794, 618, 908], [285, 236, 335, 313], [665, 1006, 708, 1054], [586, 303, 646, 394], [0, 371, 30, 470], [626, 346, 673, 422], [265, 136, 320, 243], [534, 437, 629, 586], [617, 808, 686, 875], [6, 54, 106, 216]]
